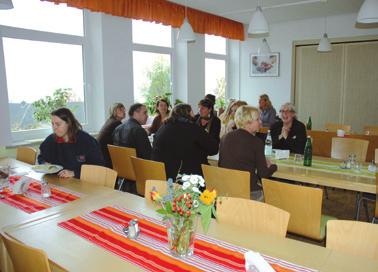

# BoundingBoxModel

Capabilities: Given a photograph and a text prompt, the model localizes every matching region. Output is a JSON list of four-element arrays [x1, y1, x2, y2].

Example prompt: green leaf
[[156, 208, 168, 215], [200, 205, 212, 233]]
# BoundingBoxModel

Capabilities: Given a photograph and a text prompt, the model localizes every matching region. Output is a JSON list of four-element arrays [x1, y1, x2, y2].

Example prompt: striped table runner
[[59, 205, 316, 272], [0, 176, 81, 213]]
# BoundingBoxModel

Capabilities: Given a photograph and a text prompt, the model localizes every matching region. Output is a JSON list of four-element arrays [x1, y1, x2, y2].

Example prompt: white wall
[[239, 13, 378, 113]]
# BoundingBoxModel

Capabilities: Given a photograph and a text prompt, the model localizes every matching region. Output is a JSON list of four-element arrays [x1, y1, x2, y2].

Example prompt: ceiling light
[[177, 1, 196, 42], [357, 0, 378, 23], [0, 0, 13, 10], [248, 6, 269, 34], [317, 33, 332, 52]]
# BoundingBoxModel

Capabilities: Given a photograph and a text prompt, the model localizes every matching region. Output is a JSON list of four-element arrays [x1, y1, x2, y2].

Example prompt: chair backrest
[[145, 180, 181, 204], [376, 173, 378, 219], [325, 123, 352, 133], [80, 165, 118, 189], [364, 125, 378, 136], [262, 178, 323, 240], [326, 220, 378, 260], [331, 137, 369, 162], [201, 164, 250, 199], [375, 148, 378, 163], [16, 146, 37, 165], [131, 157, 166, 196], [1, 232, 51, 272], [107, 145, 136, 181], [216, 197, 290, 238]]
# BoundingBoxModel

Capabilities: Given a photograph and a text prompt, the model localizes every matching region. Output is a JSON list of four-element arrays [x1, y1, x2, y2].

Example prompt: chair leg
[[372, 217, 377, 224], [117, 178, 125, 191], [324, 187, 329, 200], [363, 199, 369, 222], [355, 192, 362, 220]]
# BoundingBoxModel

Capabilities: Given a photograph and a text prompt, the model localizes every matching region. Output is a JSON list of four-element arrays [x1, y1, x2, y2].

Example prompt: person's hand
[[266, 159, 272, 167], [280, 126, 290, 139], [57, 170, 74, 178]]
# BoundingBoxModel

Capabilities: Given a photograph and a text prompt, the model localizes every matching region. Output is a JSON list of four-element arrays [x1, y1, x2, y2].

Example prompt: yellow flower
[[150, 191, 162, 202], [199, 189, 217, 205]]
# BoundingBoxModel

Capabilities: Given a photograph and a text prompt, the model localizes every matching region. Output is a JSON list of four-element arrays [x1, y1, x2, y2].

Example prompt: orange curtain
[[42, 0, 245, 41]]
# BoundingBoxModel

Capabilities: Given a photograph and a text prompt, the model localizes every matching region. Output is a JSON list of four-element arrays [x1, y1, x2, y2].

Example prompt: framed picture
[[250, 53, 280, 77]]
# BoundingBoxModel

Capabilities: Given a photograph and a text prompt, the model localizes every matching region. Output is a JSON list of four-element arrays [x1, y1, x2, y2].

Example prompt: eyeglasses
[[279, 110, 293, 114]]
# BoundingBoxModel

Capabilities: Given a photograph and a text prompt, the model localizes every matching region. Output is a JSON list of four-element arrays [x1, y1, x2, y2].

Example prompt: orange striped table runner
[[58, 206, 316, 272]]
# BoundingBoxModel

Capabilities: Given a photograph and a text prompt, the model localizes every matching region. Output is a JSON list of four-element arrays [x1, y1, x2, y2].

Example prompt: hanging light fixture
[[257, 38, 271, 55], [177, 0, 195, 42], [357, 0, 378, 23], [317, 17, 332, 52], [248, 3, 269, 35], [0, 0, 13, 10]]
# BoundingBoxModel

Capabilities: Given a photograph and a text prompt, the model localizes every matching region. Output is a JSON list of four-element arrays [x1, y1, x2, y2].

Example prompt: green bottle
[[306, 116, 312, 130], [303, 136, 312, 167]]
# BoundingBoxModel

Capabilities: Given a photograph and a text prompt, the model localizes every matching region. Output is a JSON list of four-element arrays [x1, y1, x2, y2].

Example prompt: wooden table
[[3, 190, 378, 272]]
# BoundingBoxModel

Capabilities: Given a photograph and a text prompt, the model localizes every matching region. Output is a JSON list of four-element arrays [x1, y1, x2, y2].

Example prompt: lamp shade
[[0, 0, 13, 10], [257, 38, 271, 55], [317, 33, 332, 52], [177, 18, 196, 42], [357, 0, 378, 23], [248, 6, 269, 34]]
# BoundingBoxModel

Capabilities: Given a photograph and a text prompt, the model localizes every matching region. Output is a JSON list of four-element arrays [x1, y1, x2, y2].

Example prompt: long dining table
[[1, 158, 378, 272]]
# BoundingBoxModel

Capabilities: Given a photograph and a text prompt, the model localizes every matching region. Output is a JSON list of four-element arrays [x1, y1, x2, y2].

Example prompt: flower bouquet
[[150, 175, 217, 258]]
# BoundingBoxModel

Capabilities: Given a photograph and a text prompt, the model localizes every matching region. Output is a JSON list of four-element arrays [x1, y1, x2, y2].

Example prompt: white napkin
[[245, 251, 275, 272], [274, 149, 290, 160]]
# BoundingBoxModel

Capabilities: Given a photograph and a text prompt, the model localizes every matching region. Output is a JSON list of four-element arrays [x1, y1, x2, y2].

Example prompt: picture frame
[[250, 52, 280, 77]]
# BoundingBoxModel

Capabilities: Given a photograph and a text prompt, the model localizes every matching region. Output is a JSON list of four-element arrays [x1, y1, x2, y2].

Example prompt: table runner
[[0, 176, 81, 213], [274, 157, 375, 179], [59, 205, 316, 272]]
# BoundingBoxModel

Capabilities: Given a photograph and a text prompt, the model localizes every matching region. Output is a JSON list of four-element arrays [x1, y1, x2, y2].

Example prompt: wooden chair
[[364, 125, 378, 136], [356, 173, 378, 223], [80, 165, 117, 189], [216, 197, 290, 238], [1, 232, 51, 272], [16, 146, 37, 165], [108, 145, 137, 190], [326, 220, 378, 260], [331, 137, 369, 162], [145, 180, 181, 204], [375, 148, 378, 163], [130, 157, 166, 196], [325, 123, 352, 134], [262, 178, 335, 240], [202, 164, 250, 199]]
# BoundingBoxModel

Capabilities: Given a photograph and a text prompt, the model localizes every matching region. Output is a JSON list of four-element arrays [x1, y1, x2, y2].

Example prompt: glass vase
[[166, 216, 197, 258]]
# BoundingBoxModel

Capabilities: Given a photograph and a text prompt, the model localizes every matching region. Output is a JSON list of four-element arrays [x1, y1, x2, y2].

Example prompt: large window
[[132, 20, 172, 116], [0, 0, 85, 141], [205, 35, 227, 109]]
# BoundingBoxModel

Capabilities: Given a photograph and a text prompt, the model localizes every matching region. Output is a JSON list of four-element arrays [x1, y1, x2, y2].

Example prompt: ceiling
[[168, 0, 364, 24]]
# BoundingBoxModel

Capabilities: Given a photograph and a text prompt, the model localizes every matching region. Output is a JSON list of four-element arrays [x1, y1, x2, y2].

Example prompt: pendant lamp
[[177, 1, 195, 42], [357, 0, 378, 23], [0, 0, 13, 10], [248, 5, 269, 34], [317, 17, 332, 52]]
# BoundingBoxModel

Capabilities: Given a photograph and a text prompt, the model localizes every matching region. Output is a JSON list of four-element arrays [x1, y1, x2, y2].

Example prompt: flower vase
[[166, 216, 197, 258]]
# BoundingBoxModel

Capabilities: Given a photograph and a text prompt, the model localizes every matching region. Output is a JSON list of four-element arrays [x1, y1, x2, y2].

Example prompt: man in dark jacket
[[113, 103, 151, 159]]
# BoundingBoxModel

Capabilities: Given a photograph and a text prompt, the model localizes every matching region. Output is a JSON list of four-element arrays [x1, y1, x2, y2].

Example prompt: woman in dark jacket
[[194, 98, 221, 143], [38, 108, 104, 178], [152, 104, 219, 179], [97, 103, 126, 167]]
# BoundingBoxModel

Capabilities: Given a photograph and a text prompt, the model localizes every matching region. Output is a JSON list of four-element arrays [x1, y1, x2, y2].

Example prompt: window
[[0, 0, 85, 142], [205, 35, 227, 109], [132, 20, 172, 117]]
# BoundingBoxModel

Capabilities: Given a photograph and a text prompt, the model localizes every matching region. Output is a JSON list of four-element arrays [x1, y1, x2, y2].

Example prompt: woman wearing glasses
[[270, 103, 307, 154]]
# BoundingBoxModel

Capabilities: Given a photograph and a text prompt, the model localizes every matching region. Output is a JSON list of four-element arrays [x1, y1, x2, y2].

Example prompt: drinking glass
[[41, 175, 51, 198], [294, 154, 304, 164]]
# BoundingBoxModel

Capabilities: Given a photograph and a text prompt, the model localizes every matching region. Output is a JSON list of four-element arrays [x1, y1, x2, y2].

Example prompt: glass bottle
[[303, 136, 312, 167], [264, 130, 273, 157], [306, 116, 312, 130]]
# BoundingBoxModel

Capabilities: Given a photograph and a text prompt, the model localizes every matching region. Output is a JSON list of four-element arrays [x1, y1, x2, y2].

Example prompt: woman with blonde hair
[[219, 100, 247, 138], [219, 105, 277, 200], [259, 94, 277, 127]]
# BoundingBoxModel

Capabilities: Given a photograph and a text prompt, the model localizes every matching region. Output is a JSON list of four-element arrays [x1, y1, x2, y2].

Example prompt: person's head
[[167, 103, 194, 123], [198, 99, 214, 119], [109, 103, 126, 120], [155, 98, 170, 116], [259, 94, 272, 110], [51, 108, 82, 140], [234, 105, 261, 134], [279, 102, 296, 125], [128, 103, 148, 125], [221, 100, 247, 124], [204, 94, 216, 105]]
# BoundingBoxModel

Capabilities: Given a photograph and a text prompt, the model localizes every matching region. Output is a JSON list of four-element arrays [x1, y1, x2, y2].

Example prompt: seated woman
[[219, 105, 277, 200], [152, 103, 219, 180], [219, 100, 247, 138], [38, 108, 104, 178], [148, 98, 170, 135], [270, 103, 307, 154], [194, 99, 221, 143], [97, 103, 126, 167], [259, 94, 277, 127]]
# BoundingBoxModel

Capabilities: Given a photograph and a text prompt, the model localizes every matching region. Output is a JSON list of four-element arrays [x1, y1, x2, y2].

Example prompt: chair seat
[[320, 214, 337, 240]]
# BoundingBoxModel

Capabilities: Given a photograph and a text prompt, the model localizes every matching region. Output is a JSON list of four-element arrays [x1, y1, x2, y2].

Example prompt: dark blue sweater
[[38, 130, 104, 178]]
